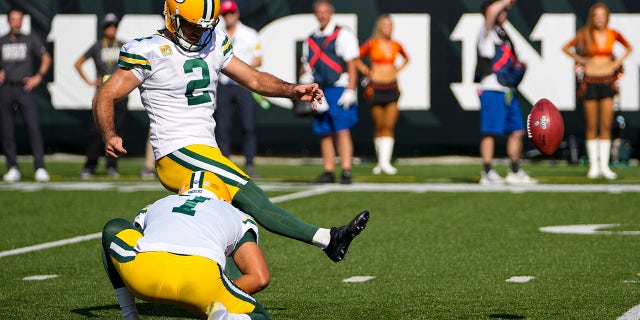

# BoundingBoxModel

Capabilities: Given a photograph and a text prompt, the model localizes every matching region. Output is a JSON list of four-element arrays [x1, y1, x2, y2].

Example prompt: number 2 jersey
[[133, 194, 259, 270], [118, 29, 234, 160]]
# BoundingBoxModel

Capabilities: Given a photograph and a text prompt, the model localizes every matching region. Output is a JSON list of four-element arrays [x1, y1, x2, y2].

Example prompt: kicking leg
[[157, 145, 370, 261]]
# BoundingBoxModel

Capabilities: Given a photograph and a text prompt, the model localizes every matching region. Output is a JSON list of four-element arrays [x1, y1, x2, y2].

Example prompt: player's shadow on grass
[[71, 303, 196, 318], [489, 314, 525, 319]]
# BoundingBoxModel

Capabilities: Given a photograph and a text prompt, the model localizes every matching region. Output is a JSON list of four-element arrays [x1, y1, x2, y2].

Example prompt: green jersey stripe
[[120, 51, 149, 63], [167, 148, 247, 187], [119, 59, 152, 71], [119, 51, 151, 70], [222, 36, 232, 55]]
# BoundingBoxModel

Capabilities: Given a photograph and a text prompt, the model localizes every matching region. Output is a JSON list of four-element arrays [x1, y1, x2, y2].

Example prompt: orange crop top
[[359, 38, 407, 65], [566, 28, 630, 57]]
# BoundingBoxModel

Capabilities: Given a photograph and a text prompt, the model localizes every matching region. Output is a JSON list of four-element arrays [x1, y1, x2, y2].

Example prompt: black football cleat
[[324, 210, 370, 262], [313, 171, 335, 184]]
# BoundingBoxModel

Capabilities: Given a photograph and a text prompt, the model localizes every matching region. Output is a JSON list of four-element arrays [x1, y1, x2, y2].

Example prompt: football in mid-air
[[527, 98, 564, 155]]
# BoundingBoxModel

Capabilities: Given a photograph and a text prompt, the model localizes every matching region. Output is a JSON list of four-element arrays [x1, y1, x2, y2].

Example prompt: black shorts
[[579, 75, 618, 100], [364, 81, 400, 105]]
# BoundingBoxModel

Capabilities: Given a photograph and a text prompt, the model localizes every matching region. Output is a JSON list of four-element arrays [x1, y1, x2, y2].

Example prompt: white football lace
[[526, 113, 533, 138]]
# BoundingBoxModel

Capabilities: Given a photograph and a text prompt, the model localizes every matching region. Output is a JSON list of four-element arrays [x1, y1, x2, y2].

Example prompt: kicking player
[[93, 0, 368, 263], [102, 171, 270, 320]]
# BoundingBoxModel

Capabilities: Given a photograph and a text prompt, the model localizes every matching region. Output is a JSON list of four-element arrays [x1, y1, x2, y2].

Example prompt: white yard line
[[618, 304, 640, 320], [0, 184, 333, 259], [2, 182, 640, 258], [0, 233, 101, 258]]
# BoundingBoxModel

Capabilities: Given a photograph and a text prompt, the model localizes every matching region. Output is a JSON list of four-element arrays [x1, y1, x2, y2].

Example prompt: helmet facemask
[[176, 16, 218, 51]]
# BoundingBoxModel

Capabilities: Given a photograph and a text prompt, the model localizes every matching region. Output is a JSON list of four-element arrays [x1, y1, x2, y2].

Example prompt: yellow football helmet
[[164, 0, 220, 51], [178, 170, 231, 202]]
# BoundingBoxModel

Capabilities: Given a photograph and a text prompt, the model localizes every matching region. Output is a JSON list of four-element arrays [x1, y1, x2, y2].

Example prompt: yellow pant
[[109, 229, 257, 319], [156, 144, 249, 197]]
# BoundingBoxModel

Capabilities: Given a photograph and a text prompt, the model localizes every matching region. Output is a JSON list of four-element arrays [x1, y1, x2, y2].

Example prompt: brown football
[[527, 98, 564, 155]]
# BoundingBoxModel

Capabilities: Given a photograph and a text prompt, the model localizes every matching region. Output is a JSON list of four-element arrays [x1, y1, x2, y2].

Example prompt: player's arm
[[93, 68, 141, 158], [230, 231, 270, 294], [222, 56, 324, 107]]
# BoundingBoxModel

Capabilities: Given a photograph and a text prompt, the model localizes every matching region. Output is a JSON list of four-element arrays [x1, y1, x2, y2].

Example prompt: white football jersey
[[133, 194, 259, 269], [119, 29, 234, 159]]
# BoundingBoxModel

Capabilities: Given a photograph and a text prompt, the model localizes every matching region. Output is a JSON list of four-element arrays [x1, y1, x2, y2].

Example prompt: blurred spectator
[[214, 0, 262, 177], [562, 2, 632, 179], [139, 132, 155, 179], [475, 0, 536, 185], [302, 0, 359, 184], [0, 6, 51, 182], [357, 14, 409, 175], [74, 13, 127, 179]]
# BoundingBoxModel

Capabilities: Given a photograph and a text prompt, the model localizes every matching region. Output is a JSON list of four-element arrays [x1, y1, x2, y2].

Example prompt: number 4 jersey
[[133, 194, 259, 270], [118, 29, 233, 159]]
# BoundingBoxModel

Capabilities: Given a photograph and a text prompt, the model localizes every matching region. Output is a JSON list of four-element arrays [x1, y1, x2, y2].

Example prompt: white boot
[[598, 139, 617, 180], [585, 139, 600, 179], [372, 138, 382, 175], [377, 137, 397, 175]]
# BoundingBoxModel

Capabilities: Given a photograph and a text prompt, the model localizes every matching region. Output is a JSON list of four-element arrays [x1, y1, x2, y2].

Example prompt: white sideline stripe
[[0, 232, 101, 258], [2, 182, 640, 193], [2, 181, 640, 259], [269, 185, 333, 203], [618, 304, 640, 320], [0, 187, 330, 259]]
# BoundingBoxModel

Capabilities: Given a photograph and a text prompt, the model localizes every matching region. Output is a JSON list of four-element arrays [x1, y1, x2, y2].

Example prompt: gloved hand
[[315, 95, 329, 113], [299, 73, 314, 84], [337, 89, 356, 109]]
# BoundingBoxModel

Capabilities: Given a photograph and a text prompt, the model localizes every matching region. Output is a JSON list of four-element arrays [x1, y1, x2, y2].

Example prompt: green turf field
[[1, 158, 640, 319]]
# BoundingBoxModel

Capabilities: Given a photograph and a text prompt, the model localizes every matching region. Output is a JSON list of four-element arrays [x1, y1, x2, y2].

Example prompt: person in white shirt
[[101, 171, 270, 320], [301, 0, 360, 184], [93, 0, 369, 265], [215, 0, 262, 176], [475, 0, 536, 186]]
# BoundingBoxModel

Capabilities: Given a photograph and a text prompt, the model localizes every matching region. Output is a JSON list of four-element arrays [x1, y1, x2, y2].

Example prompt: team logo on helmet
[[178, 170, 231, 202]]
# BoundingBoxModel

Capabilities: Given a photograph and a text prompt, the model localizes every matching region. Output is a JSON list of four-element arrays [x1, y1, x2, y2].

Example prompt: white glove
[[337, 89, 357, 109], [315, 95, 329, 113], [299, 72, 314, 84]]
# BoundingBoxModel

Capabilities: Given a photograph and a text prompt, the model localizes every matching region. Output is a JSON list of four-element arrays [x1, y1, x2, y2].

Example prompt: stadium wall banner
[[0, 0, 638, 157]]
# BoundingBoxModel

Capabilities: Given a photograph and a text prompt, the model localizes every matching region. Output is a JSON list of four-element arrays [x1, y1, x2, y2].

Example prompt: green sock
[[233, 180, 318, 244]]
